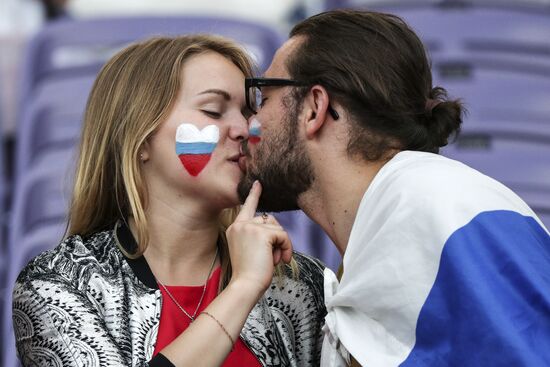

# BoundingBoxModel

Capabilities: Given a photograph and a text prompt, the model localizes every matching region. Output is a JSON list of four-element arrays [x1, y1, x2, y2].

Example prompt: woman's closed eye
[[201, 110, 222, 119]]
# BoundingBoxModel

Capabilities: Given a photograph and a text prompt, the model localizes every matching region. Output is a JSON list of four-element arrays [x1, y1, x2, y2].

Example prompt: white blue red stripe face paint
[[175, 123, 219, 177], [248, 117, 261, 145]]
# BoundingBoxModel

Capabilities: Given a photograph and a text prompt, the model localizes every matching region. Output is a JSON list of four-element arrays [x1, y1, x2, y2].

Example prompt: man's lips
[[238, 141, 251, 173], [227, 151, 248, 173], [228, 153, 243, 163], [238, 155, 248, 172]]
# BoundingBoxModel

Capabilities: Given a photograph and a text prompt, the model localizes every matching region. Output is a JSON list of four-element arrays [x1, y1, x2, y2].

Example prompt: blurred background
[[1, 0, 549, 365]]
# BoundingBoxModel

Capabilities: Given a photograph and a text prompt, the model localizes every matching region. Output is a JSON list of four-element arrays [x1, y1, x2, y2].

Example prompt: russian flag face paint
[[248, 117, 262, 145], [175, 123, 219, 177]]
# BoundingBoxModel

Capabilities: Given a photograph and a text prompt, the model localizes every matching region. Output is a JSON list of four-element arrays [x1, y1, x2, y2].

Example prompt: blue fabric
[[401, 210, 550, 366], [176, 142, 216, 155]]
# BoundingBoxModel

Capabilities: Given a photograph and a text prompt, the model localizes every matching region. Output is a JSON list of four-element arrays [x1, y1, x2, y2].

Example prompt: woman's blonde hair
[[69, 35, 296, 289]]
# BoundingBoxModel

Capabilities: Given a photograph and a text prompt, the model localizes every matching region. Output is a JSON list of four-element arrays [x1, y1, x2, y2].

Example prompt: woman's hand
[[160, 180, 292, 365], [225, 180, 293, 294]]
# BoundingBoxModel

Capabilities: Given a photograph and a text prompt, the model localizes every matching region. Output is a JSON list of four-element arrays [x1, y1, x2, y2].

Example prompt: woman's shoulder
[[260, 252, 326, 364], [291, 251, 325, 285], [16, 229, 119, 288], [266, 251, 326, 311]]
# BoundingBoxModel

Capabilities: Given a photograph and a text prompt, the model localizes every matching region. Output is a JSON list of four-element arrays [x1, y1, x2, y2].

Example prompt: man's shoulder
[[370, 151, 501, 206]]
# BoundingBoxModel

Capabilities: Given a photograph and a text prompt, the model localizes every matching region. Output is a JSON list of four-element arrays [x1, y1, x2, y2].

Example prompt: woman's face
[[143, 51, 250, 211]]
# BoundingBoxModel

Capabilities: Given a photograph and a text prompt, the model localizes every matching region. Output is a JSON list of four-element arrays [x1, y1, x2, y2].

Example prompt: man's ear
[[303, 85, 332, 140]]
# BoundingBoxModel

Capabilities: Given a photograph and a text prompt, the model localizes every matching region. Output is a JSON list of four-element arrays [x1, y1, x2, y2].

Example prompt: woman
[[12, 35, 326, 366]]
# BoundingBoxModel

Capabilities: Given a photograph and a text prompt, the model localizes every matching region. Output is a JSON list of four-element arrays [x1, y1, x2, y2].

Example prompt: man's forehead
[[265, 36, 304, 78]]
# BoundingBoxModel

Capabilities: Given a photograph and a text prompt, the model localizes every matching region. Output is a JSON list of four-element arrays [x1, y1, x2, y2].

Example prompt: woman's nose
[[228, 115, 250, 141]]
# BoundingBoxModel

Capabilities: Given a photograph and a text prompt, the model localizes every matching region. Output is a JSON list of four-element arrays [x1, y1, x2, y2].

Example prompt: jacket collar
[[114, 220, 158, 289]]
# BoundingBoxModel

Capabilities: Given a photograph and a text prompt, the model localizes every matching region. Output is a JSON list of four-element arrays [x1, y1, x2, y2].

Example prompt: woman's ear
[[139, 140, 151, 162], [304, 85, 332, 140]]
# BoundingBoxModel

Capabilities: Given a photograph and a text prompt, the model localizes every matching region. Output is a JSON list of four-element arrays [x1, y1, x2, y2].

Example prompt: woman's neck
[[129, 199, 221, 286]]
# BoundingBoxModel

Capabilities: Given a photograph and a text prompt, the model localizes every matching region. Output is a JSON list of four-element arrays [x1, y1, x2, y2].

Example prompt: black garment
[[12, 222, 326, 366]]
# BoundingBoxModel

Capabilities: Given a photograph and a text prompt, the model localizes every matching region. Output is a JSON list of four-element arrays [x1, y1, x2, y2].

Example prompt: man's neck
[[298, 155, 388, 256]]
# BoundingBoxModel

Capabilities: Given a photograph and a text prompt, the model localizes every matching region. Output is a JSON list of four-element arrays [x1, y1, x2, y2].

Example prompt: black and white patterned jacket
[[12, 222, 326, 367]]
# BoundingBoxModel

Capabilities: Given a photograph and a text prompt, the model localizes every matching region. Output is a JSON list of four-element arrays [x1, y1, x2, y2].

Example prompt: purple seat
[[18, 16, 284, 117], [325, 2, 550, 72], [0, 96, 5, 367], [8, 149, 74, 257], [1, 103, 5, 254], [432, 63, 550, 138], [15, 75, 93, 179], [442, 146, 550, 228], [2, 224, 66, 367]]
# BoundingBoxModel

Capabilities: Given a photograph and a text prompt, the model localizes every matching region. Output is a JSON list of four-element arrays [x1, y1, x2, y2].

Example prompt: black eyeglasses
[[245, 77, 339, 120]]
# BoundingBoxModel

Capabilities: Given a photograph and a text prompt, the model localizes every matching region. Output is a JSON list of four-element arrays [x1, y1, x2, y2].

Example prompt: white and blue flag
[[321, 151, 550, 367]]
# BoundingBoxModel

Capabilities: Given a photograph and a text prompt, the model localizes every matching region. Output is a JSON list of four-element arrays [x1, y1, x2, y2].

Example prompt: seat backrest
[[15, 75, 93, 178], [325, 2, 550, 72], [9, 149, 75, 257], [1, 92, 6, 301], [1, 100, 5, 228], [433, 63, 550, 136], [395, 3, 550, 66], [18, 16, 284, 116], [441, 145, 550, 228]]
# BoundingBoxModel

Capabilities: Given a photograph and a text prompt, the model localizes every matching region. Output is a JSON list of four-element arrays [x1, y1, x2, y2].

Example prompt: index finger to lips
[[236, 180, 262, 221]]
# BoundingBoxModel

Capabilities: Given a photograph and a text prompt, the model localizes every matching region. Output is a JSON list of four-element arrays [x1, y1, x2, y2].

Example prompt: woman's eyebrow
[[198, 89, 231, 101]]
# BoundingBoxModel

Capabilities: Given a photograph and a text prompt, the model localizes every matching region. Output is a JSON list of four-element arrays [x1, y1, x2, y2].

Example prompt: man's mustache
[[241, 139, 251, 157]]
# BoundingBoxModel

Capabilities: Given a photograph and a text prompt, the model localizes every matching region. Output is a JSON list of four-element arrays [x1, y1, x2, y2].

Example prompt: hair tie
[[425, 98, 442, 113]]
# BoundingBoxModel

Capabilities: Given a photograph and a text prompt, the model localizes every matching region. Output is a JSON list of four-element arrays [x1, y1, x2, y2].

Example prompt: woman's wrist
[[226, 277, 266, 304]]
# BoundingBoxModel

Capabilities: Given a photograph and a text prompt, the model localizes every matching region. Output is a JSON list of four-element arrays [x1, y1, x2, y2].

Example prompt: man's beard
[[237, 102, 314, 212]]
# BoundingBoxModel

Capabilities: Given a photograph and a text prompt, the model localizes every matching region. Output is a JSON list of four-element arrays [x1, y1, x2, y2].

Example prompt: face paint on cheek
[[248, 117, 262, 145], [175, 123, 219, 177]]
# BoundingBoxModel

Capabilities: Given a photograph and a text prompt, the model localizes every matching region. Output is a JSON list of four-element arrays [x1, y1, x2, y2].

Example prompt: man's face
[[237, 38, 314, 211]]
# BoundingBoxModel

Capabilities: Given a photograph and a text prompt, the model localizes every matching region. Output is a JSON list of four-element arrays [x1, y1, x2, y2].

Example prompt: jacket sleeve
[[12, 278, 171, 367]]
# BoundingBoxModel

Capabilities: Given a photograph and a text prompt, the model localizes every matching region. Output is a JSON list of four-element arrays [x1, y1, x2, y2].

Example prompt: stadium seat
[[15, 75, 93, 178], [17, 16, 284, 117], [8, 149, 74, 257], [327, 0, 550, 10], [1, 85, 5, 258], [433, 61, 550, 138], [442, 145, 550, 228], [0, 80, 5, 367], [325, 1, 550, 73]]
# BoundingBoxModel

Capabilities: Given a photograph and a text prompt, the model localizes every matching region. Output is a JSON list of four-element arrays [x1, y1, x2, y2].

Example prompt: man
[[238, 9, 550, 367]]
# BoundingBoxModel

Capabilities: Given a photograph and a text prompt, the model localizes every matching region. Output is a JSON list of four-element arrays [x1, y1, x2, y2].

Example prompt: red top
[[153, 267, 261, 366]]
